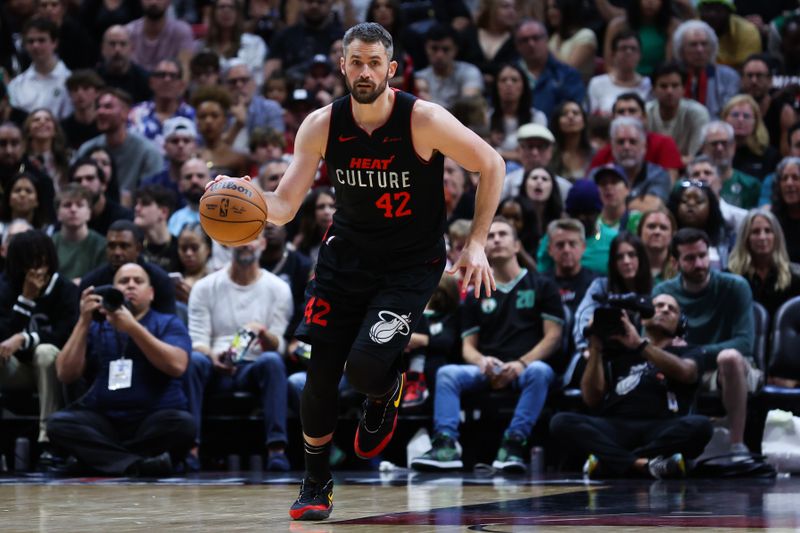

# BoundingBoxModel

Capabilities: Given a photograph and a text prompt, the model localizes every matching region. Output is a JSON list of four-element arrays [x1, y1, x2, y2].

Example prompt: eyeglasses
[[152, 71, 181, 80], [0, 139, 21, 146], [728, 111, 754, 120], [226, 76, 252, 86], [706, 139, 730, 148], [519, 141, 551, 151], [678, 179, 709, 189]]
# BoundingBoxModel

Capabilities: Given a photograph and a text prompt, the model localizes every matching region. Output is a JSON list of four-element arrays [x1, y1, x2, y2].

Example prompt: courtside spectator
[[654, 228, 761, 459], [0, 230, 78, 444], [52, 184, 106, 282]]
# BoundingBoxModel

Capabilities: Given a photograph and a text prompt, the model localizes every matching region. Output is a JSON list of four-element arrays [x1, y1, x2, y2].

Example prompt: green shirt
[[722, 169, 761, 209], [653, 270, 754, 361], [537, 213, 640, 275], [53, 230, 107, 281]]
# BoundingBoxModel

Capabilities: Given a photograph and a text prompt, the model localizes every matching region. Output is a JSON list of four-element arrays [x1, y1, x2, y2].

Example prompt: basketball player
[[212, 23, 504, 520]]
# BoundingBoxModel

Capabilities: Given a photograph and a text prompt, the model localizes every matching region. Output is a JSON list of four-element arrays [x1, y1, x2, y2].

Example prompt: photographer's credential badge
[[109, 358, 132, 390]]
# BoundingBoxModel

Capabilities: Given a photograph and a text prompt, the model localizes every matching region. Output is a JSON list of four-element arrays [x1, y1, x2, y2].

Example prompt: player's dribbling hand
[[204, 174, 252, 191], [447, 240, 496, 298]]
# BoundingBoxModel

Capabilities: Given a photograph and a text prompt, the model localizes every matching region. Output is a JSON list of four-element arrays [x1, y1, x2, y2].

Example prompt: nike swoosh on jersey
[[338, 135, 357, 142]]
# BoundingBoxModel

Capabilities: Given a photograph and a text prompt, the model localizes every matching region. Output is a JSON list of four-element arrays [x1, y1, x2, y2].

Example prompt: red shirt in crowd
[[590, 132, 684, 171]]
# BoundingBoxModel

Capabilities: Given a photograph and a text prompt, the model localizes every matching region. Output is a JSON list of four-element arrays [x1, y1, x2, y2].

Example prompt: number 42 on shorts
[[304, 297, 331, 326]]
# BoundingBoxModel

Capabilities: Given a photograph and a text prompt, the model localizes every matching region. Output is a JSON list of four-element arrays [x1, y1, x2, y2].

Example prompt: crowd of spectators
[[2, 0, 800, 479]]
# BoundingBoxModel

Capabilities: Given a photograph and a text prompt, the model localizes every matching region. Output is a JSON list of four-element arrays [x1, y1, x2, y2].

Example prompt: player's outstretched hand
[[204, 174, 252, 191], [448, 240, 496, 298]]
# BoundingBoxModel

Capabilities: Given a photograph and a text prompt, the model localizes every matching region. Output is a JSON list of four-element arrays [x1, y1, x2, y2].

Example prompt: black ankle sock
[[304, 440, 332, 482]]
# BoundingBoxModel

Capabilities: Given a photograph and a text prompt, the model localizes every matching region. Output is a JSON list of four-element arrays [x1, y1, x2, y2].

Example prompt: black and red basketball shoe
[[354, 373, 405, 459], [289, 477, 334, 521]]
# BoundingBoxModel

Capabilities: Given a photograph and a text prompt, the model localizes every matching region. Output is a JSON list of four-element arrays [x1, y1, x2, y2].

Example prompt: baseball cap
[[517, 123, 555, 143], [163, 117, 197, 139], [565, 179, 602, 215], [590, 163, 629, 186], [696, 0, 735, 11]]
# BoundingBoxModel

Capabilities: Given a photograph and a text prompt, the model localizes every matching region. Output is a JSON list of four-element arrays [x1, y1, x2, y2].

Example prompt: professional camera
[[584, 292, 655, 340], [92, 285, 126, 321]]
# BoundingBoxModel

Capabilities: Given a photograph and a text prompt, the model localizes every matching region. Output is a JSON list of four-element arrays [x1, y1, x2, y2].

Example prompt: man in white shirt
[[7, 17, 72, 119], [186, 233, 293, 471]]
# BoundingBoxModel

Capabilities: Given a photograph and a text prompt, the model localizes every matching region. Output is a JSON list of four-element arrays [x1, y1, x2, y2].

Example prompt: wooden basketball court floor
[[2, 470, 799, 532]]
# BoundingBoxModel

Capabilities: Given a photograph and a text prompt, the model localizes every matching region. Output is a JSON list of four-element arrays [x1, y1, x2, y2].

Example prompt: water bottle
[[530, 446, 544, 475], [14, 437, 30, 472]]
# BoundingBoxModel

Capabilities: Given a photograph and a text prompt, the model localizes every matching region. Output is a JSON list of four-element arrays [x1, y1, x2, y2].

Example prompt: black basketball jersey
[[324, 90, 446, 263]]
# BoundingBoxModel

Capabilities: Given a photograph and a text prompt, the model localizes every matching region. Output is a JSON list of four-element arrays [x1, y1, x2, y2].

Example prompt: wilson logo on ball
[[368, 311, 411, 344], [211, 181, 254, 197]]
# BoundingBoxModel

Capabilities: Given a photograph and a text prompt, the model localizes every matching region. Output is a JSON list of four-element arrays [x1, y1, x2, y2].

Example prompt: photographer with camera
[[411, 217, 564, 473], [574, 232, 653, 361], [0, 230, 78, 445], [47, 262, 194, 476], [550, 293, 712, 479]]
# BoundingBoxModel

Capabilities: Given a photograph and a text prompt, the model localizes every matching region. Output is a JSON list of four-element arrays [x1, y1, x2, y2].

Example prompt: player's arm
[[264, 106, 331, 225], [413, 101, 505, 296]]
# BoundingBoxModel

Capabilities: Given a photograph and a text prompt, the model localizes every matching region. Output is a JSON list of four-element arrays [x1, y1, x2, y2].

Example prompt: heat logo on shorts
[[368, 310, 411, 344]]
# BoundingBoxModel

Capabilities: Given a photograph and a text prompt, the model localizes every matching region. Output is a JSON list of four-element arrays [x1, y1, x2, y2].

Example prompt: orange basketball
[[199, 178, 268, 246]]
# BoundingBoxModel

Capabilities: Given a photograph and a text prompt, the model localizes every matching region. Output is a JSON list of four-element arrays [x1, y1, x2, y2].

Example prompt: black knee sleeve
[[344, 347, 399, 397]]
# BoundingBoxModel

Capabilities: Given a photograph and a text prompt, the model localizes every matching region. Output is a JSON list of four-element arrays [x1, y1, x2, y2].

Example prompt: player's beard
[[347, 72, 389, 104]]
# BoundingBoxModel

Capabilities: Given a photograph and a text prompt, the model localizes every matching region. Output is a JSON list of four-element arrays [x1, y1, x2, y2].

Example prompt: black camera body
[[584, 292, 655, 341], [92, 285, 126, 321]]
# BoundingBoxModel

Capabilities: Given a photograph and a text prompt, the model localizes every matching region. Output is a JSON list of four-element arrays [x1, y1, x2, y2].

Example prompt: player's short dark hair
[[613, 92, 646, 115], [651, 62, 685, 85], [23, 17, 59, 41], [425, 23, 459, 45], [343, 22, 394, 59], [108, 219, 144, 245], [66, 69, 105, 92], [134, 184, 176, 213], [670, 228, 711, 259]]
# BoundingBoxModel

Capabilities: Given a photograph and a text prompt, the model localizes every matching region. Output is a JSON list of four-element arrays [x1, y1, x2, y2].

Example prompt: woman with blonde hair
[[722, 94, 780, 180], [728, 209, 800, 320]]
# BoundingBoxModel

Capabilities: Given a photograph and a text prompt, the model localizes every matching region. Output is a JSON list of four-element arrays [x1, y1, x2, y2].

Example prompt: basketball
[[199, 178, 268, 246]]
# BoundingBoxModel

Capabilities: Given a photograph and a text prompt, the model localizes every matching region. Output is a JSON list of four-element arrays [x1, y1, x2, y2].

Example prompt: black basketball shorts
[[295, 234, 446, 358]]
